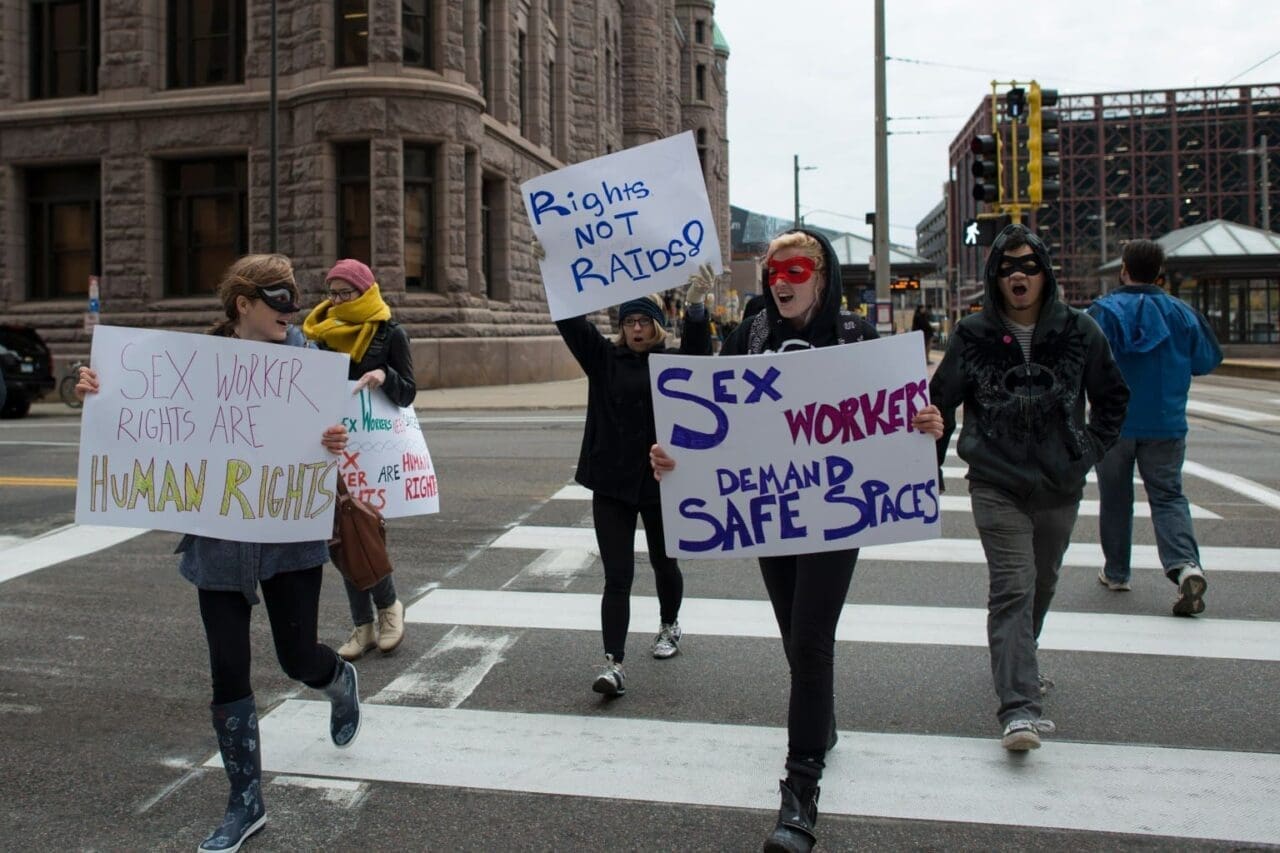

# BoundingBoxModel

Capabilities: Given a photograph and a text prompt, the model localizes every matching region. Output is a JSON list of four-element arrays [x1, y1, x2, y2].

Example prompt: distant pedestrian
[[547, 248, 712, 697], [651, 228, 943, 853], [930, 224, 1129, 751], [1088, 239, 1222, 615], [303, 258, 415, 660], [912, 304, 935, 363], [77, 254, 361, 853]]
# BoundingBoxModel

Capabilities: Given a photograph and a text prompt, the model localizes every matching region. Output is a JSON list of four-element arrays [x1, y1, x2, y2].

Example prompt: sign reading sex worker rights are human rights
[[74, 326, 349, 542], [521, 130, 724, 321], [650, 333, 941, 559], [337, 383, 440, 518]]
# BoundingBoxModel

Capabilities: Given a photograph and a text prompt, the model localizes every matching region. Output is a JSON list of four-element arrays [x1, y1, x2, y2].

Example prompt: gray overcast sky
[[712, 1, 1279, 247]]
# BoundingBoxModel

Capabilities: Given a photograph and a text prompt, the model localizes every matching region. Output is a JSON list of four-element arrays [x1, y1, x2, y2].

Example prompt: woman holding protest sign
[[549, 253, 714, 697], [651, 229, 944, 853], [77, 253, 360, 853], [302, 258, 416, 661]]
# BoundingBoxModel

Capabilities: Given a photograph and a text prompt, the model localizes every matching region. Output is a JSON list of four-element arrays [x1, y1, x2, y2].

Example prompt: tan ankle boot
[[376, 600, 405, 653], [338, 623, 377, 661]]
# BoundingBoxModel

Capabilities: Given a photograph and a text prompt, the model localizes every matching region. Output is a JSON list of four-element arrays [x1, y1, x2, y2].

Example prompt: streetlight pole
[[793, 155, 816, 228], [873, 0, 891, 333], [269, 0, 279, 252]]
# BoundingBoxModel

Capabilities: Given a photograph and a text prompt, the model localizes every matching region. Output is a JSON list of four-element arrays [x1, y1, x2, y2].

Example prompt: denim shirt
[[175, 325, 332, 603]]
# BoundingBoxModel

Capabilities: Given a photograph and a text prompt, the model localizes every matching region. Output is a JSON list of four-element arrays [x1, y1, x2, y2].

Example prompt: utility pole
[[1241, 134, 1271, 232], [793, 155, 816, 229], [873, 0, 890, 333], [269, 0, 279, 252]]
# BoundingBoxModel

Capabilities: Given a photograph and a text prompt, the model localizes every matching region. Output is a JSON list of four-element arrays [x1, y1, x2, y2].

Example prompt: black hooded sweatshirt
[[929, 228, 1129, 506], [721, 228, 875, 355]]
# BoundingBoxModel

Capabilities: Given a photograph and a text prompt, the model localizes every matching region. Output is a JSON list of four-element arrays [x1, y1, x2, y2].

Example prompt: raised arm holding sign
[[647, 228, 943, 853], [75, 254, 364, 853]]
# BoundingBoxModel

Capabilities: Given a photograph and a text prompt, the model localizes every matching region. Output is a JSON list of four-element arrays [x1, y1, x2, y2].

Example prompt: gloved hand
[[684, 263, 718, 305], [532, 239, 546, 262]]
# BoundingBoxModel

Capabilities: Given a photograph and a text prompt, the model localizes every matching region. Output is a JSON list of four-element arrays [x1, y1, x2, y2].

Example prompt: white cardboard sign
[[650, 333, 941, 559], [521, 131, 723, 321], [337, 383, 439, 518], [74, 325, 349, 542]]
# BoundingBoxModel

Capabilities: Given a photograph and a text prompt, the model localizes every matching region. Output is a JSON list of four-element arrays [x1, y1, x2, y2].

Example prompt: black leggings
[[198, 566, 340, 705], [592, 492, 683, 663], [758, 548, 858, 775]]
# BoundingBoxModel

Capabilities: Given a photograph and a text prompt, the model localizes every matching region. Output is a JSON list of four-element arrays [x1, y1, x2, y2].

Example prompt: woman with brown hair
[[77, 254, 361, 853]]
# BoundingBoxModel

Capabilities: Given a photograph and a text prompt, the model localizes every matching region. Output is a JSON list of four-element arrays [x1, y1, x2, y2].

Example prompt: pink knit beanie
[[325, 258, 376, 293]]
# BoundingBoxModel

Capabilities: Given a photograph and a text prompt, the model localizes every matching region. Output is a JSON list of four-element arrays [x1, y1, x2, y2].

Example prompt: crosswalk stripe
[[238, 701, 1280, 845], [404, 589, 1280, 662], [491, 525, 1280, 574], [549, 485, 1221, 519], [0, 524, 149, 585], [1187, 399, 1280, 423]]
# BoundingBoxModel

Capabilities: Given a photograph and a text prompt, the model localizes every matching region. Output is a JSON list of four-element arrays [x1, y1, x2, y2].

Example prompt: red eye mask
[[765, 256, 818, 287]]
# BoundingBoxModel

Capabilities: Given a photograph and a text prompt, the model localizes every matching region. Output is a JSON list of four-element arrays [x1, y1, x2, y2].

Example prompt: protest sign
[[521, 130, 723, 321], [650, 333, 941, 558], [74, 326, 349, 542], [337, 383, 439, 518]]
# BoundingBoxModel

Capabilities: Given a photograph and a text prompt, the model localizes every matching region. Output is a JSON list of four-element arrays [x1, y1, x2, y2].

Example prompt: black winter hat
[[617, 296, 667, 328]]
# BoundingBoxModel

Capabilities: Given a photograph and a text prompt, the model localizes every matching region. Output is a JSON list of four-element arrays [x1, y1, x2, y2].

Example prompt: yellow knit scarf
[[302, 283, 392, 363]]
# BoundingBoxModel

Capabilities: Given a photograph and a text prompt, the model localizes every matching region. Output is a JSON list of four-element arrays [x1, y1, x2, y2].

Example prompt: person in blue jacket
[[77, 254, 360, 853], [1088, 239, 1223, 615]]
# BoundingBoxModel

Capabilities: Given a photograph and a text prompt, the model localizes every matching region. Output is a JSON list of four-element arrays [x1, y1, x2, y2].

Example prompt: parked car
[[0, 324, 56, 418]]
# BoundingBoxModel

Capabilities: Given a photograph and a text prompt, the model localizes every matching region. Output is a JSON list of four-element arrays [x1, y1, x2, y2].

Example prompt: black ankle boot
[[200, 695, 266, 853], [763, 778, 819, 852]]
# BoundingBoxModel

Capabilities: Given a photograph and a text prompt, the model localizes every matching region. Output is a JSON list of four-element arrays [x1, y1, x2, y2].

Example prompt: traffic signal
[[1005, 87, 1027, 119], [970, 134, 999, 203], [975, 214, 1013, 246], [1028, 83, 1061, 204]]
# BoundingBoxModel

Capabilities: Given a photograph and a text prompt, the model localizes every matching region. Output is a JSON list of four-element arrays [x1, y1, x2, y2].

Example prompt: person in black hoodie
[[652, 229, 943, 853], [929, 224, 1129, 751], [556, 271, 713, 697]]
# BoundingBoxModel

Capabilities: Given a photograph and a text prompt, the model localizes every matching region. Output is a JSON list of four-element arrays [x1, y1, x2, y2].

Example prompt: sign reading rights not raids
[[337, 383, 439, 518], [521, 130, 723, 321], [650, 333, 941, 559], [75, 326, 349, 542]]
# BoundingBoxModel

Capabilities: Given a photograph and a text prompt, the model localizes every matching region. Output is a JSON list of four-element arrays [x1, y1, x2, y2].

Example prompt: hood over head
[[982, 223, 1059, 318], [1091, 285, 1172, 355], [757, 227, 846, 348]]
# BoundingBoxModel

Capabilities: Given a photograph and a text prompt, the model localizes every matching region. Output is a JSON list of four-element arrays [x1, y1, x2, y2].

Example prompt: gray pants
[[970, 485, 1079, 725], [344, 574, 397, 626]]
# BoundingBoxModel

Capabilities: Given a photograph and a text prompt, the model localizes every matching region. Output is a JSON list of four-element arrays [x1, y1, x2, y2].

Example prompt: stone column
[[372, 137, 405, 295]]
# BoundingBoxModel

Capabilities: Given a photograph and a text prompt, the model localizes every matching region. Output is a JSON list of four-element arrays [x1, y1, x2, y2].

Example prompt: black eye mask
[[255, 283, 300, 313]]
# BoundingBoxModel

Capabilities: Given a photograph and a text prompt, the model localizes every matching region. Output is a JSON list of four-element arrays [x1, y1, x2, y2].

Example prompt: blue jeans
[[344, 574, 397, 626], [970, 485, 1079, 725], [1096, 436, 1201, 585]]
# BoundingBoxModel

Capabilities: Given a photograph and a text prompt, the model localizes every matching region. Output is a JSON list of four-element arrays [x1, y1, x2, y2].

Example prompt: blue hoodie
[[1087, 284, 1222, 439]]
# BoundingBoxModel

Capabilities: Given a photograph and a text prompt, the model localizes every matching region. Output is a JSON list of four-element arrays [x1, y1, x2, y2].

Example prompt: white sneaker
[[592, 654, 625, 697], [652, 622, 682, 659], [1097, 568, 1131, 591], [1173, 565, 1207, 616], [1001, 718, 1056, 751]]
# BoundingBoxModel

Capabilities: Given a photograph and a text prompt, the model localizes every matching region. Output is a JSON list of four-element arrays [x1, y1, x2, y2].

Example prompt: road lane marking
[[0, 476, 78, 487], [0, 440, 79, 447], [500, 548, 595, 590], [490, 525, 1280, 573], [404, 588, 1280, 662], [1182, 460, 1280, 512], [371, 626, 519, 707], [549, 485, 1221, 519], [1186, 399, 1280, 423], [0, 524, 149, 585], [241, 701, 1280, 846]]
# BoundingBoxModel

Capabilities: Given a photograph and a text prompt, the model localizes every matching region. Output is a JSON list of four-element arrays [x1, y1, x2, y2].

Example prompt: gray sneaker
[[652, 622, 682, 659], [592, 654, 625, 697], [1001, 718, 1056, 751], [1172, 565, 1207, 616]]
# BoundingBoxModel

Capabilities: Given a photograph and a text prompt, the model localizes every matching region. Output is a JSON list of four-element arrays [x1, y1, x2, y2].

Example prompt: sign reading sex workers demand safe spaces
[[650, 332, 941, 559], [337, 382, 439, 518], [521, 130, 724, 321], [75, 325, 349, 542]]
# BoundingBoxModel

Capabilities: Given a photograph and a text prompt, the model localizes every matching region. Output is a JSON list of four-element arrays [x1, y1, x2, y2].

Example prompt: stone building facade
[[0, 0, 730, 386]]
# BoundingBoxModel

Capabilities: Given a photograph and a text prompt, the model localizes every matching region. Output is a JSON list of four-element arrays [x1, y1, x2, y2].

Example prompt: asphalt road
[[1, 374, 1279, 852]]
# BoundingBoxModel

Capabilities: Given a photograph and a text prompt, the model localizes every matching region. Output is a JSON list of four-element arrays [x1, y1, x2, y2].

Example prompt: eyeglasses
[[254, 284, 300, 313], [327, 287, 359, 303], [765, 256, 819, 287], [997, 257, 1044, 277], [621, 316, 654, 328]]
